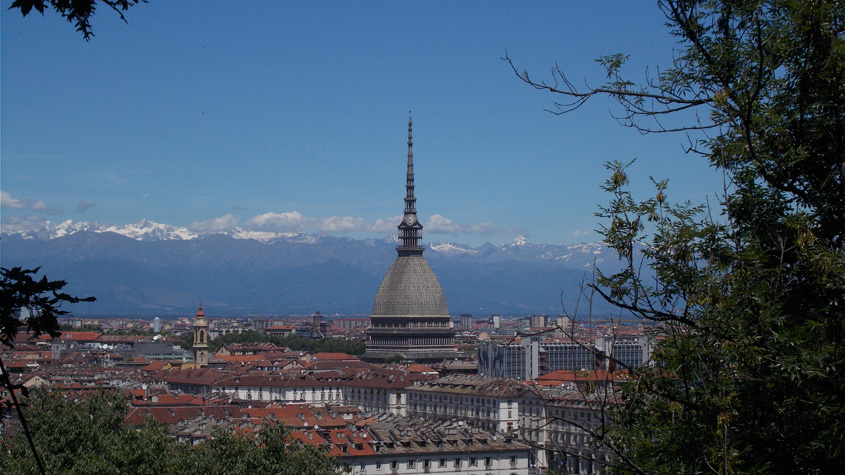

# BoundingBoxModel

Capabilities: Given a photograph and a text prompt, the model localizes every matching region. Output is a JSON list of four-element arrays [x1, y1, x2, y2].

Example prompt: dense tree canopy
[[0, 389, 341, 474], [204, 331, 366, 356], [513, 0, 844, 473]]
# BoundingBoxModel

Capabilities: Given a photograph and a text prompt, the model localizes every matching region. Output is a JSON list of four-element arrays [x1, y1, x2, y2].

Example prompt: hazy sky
[[1, 1, 722, 246]]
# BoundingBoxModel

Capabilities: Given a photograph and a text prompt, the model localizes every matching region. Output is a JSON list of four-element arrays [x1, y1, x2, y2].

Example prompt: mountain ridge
[[1, 220, 632, 317]]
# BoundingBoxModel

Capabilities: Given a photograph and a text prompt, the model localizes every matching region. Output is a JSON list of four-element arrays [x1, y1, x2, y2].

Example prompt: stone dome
[[371, 255, 449, 317]]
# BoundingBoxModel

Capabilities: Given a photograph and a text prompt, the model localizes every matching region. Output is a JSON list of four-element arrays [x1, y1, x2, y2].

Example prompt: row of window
[[408, 393, 515, 409], [409, 403, 494, 417], [366, 455, 519, 471]]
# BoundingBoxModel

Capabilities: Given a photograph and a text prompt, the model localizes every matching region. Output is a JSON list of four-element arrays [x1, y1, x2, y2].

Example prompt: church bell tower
[[192, 305, 209, 367]]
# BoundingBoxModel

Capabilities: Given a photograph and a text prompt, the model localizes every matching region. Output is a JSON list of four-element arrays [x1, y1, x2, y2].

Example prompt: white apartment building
[[405, 375, 528, 434], [343, 416, 531, 475]]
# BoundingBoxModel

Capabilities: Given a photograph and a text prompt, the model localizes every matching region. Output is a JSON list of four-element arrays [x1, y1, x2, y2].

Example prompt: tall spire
[[397, 112, 424, 256], [405, 112, 416, 216]]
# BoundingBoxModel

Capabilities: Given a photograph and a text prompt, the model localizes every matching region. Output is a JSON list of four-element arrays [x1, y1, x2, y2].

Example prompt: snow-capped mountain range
[[4, 219, 607, 265], [8, 219, 282, 243], [1, 219, 630, 316]]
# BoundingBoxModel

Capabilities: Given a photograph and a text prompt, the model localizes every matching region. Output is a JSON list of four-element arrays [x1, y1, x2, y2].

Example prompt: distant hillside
[[1, 220, 639, 317]]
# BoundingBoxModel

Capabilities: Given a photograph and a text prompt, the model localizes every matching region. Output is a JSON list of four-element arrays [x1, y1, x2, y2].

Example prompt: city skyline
[[1, 2, 722, 246]]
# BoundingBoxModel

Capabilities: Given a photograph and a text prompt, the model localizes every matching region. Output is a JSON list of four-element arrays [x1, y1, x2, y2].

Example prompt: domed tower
[[192, 305, 209, 367], [363, 116, 457, 363]]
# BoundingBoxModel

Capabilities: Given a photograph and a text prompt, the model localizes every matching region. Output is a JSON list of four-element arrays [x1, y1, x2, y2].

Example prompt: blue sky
[[1, 1, 722, 246]]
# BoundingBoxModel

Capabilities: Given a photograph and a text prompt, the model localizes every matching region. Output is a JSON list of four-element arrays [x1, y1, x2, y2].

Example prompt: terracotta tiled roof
[[312, 352, 358, 361], [406, 364, 437, 373], [241, 405, 349, 429], [161, 368, 225, 386], [534, 369, 628, 385], [56, 331, 102, 342], [302, 360, 377, 371], [325, 429, 377, 457], [124, 405, 241, 426], [95, 334, 147, 343], [289, 429, 327, 445], [11, 333, 52, 344], [140, 360, 173, 372], [217, 354, 265, 363]]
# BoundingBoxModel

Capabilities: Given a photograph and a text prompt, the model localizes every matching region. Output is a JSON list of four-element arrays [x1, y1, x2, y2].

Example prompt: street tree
[[509, 0, 844, 473]]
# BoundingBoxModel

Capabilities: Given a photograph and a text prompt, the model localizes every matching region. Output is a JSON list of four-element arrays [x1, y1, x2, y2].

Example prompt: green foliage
[[518, 0, 845, 473], [304, 335, 366, 356], [8, 0, 143, 41], [0, 266, 95, 348], [596, 2, 844, 473], [173, 423, 340, 474], [209, 331, 365, 356], [59, 323, 105, 332], [0, 389, 174, 474], [174, 331, 194, 350], [0, 389, 341, 474]]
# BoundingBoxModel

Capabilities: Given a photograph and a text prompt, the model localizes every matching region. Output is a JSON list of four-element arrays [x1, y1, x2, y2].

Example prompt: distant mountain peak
[[102, 219, 197, 241], [227, 227, 302, 243], [430, 242, 478, 255], [3, 219, 197, 242], [510, 235, 529, 246]]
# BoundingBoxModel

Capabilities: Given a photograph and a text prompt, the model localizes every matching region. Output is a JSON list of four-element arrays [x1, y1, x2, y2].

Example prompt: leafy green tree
[[59, 322, 105, 332], [0, 266, 96, 472], [311, 336, 366, 355], [0, 389, 176, 474], [175, 423, 340, 475], [0, 388, 341, 474], [511, 0, 844, 473], [208, 331, 365, 356], [174, 331, 194, 351]]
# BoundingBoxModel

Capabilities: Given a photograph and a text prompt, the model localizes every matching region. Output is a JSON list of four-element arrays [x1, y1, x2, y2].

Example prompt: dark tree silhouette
[[9, 0, 143, 40]]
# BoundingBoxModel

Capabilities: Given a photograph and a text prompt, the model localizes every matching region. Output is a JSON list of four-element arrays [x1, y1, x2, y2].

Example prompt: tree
[[207, 331, 366, 356], [8, 0, 143, 41], [0, 266, 95, 473], [0, 388, 342, 474], [510, 0, 844, 473], [0, 266, 95, 347], [176, 423, 341, 474], [0, 389, 176, 474]]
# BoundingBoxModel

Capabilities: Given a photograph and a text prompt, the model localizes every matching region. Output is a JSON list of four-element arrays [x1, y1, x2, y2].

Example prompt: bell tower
[[192, 305, 209, 367]]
